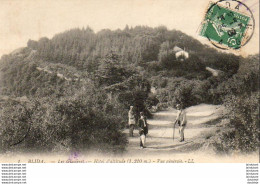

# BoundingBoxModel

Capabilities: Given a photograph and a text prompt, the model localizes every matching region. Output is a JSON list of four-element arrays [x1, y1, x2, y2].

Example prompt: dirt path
[[123, 104, 224, 157]]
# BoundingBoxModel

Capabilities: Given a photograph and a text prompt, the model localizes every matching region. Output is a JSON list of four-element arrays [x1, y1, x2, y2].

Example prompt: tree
[[158, 41, 176, 68], [96, 53, 133, 86], [27, 39, 38, 50]]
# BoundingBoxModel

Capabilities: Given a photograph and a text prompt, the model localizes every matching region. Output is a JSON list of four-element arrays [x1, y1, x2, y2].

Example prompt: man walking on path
[[128, 106, 135, 137], [174, 104, 187, 142], [138, 112, 148, 149]]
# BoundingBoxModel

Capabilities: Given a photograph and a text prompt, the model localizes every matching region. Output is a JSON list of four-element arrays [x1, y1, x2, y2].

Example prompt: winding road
[[123, 104, 224, 158]]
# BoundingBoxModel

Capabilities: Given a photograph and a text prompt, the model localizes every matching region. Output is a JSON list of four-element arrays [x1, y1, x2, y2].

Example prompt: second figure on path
[[128, 106, 136, 137], [138, 112, 148, 149], [174, 104, 187, 142]]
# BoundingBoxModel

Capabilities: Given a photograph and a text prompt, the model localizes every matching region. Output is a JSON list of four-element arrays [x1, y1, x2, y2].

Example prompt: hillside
[[0, 26, 241, 104], [0, 26, 258, 155]]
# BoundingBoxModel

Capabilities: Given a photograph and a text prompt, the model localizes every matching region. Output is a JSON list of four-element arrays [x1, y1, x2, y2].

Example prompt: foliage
[[0, 88, 128, 153], [205, 55, 259, 153], [155, 78, 212, 108], [209, 93, 259, 154], [95, 53, 134, 87], [222, 93, 259, 152], [216, 55, 259, 153], [24, 26, 239, 74], [0, 25, 256, 154]]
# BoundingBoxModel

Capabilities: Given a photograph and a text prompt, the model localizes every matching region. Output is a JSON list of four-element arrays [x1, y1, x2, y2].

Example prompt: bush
[[0, 90, 128, 154], [0, 99, 36, 152], [146, 61, 163, 74], [206, 55, 259, 154], [220, 93, 259, 153], [155, 78, 212, 109]]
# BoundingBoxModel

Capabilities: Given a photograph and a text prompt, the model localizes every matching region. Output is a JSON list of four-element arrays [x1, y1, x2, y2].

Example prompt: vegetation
[[0, 26, 258, 154], [208, 55, 259, 153]]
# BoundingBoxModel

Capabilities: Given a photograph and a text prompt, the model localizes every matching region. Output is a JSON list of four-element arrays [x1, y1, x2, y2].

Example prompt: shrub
[[0, 90, 128, 153], [146, 61, 163, 74], [155, 78, 212, 109], [221, 92, 259, 153]]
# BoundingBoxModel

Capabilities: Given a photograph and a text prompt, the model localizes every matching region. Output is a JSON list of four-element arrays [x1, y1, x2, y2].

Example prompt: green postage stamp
[[200, 2, 251, 49]]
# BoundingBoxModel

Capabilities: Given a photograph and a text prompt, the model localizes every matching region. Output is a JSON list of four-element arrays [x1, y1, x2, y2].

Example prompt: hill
[[0, 26, 241, 106], [0, 26, 258, 154]]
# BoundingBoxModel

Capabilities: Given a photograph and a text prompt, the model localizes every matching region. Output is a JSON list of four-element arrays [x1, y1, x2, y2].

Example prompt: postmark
[[199, 0, 255, 50]]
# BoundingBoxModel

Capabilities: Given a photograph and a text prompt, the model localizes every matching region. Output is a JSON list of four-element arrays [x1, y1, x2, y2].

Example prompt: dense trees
[[26, 26, 239, 73]]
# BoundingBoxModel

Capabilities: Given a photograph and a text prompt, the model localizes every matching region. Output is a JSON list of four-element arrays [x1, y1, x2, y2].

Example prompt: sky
[[0, 0, 259, 57]]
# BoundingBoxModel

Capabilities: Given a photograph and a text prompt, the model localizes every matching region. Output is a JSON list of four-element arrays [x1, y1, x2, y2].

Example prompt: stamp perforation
[[199, 0, 255, 50]]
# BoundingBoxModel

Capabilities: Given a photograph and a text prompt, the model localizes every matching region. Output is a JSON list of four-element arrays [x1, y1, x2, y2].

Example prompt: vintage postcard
[[0, 0, 259, 164]]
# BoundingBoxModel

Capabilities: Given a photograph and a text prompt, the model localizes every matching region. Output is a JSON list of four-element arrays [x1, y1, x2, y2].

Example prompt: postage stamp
[[200, 0, 255, 50]]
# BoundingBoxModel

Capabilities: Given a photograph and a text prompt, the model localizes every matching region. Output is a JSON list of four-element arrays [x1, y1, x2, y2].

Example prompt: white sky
[[0, 0, 259, 57]]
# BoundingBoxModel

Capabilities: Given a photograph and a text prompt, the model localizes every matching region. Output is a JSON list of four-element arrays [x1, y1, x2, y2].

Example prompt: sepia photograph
[[0, 0, 259, 163]]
